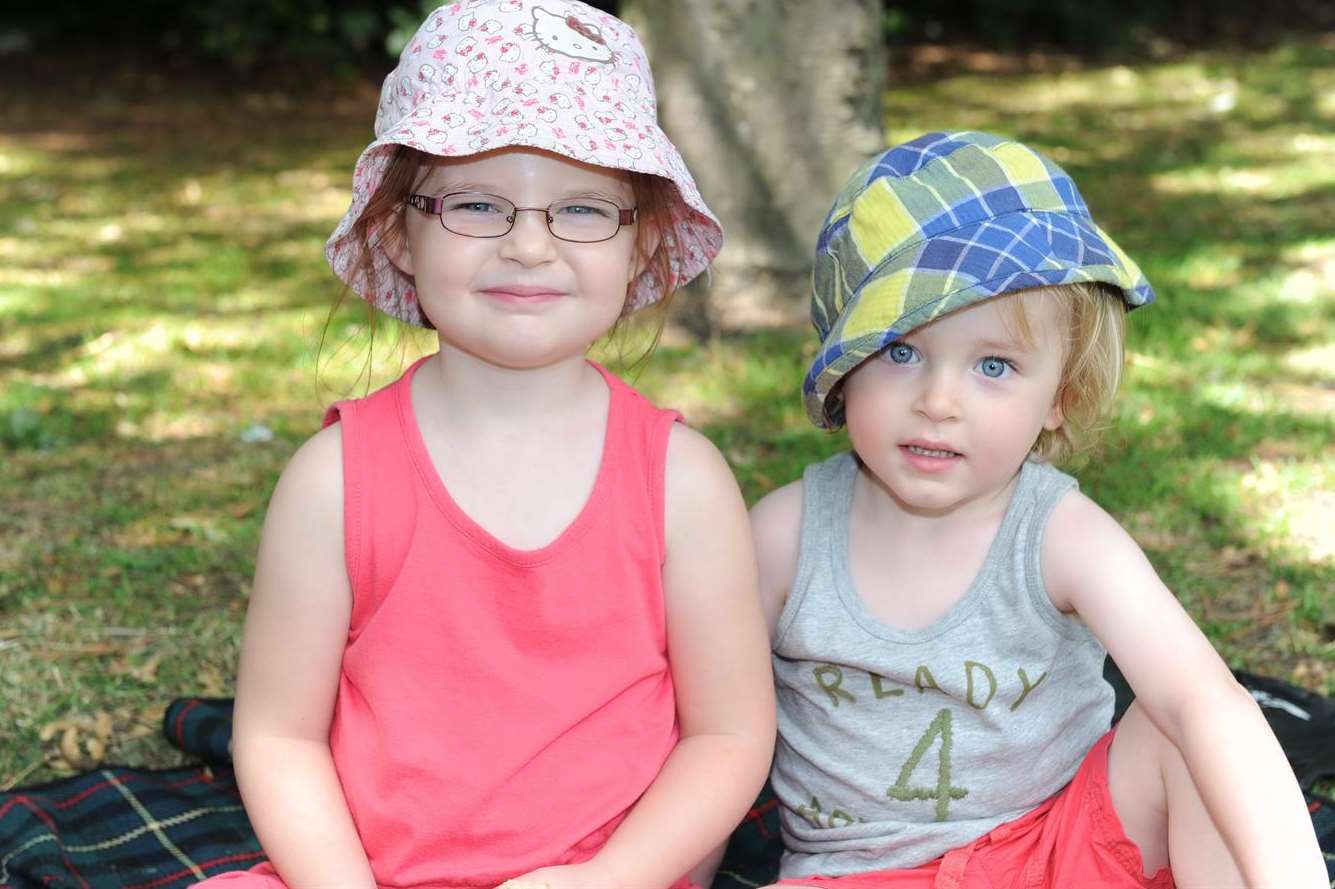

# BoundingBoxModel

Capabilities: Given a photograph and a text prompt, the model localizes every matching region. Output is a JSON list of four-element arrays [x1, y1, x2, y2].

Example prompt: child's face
[[393, 147, 641, 370], [843, 290, 1067, 515]]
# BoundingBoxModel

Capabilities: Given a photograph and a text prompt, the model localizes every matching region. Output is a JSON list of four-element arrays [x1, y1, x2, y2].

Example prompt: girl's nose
[[498, 208, 559, 266]]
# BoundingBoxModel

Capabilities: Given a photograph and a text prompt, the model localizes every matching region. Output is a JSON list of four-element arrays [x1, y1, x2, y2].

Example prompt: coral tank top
[[322, 356, 682, 887]]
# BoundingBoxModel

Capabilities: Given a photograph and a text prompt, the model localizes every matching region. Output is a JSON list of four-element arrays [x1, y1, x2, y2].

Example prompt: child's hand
[[496, 875, 552, 889], [497, 861, 606, 889]]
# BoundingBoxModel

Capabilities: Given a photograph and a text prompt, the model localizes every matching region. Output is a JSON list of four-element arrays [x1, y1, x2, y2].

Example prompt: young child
[[200, 3, 775, 887], [750, 131, 1325, 888]]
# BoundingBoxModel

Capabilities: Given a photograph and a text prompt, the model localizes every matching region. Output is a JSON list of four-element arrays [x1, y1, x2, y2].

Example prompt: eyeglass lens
[[438, 192, 623, 243]]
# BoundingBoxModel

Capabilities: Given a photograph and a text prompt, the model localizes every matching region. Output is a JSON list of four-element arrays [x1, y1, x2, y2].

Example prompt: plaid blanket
[[3, 674, 1333, 888], [0, 699, 262, 888]]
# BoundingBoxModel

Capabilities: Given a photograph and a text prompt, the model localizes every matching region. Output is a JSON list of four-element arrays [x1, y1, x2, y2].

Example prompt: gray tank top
[[771, 452, 1114, 879]]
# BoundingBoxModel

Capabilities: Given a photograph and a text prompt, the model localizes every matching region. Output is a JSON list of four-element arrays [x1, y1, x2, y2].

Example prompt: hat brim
[[803, 210, 1154, 429]]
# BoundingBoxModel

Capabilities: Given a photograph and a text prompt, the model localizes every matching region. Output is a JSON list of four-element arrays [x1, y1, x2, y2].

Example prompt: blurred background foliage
[[5, 0, 1333, 74]]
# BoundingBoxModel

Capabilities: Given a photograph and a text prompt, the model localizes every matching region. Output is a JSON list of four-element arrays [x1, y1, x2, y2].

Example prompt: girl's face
[[393, 147, 642, 370], [843, 290, 1068, 517]]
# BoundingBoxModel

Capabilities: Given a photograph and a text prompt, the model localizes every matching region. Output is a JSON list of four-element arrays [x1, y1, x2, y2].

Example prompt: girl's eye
[[886, 343, 917, 364], [450, 200, 503, 214], [556, 202, 614, 218], [978, 356, 1011, 378]]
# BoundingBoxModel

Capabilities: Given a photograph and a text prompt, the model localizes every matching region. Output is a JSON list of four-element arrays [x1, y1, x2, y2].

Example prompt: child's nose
[[914, 370, 960, 421], [499, 208, 559, 266]]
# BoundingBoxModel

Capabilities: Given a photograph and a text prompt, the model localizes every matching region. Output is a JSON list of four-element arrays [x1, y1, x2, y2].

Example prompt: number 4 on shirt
[[887, 708, 968, 821]]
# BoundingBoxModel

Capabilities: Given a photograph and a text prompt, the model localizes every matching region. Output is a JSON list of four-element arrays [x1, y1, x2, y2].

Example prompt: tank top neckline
[[827, 454, 1040, 644], [395, 354, 621, 567]]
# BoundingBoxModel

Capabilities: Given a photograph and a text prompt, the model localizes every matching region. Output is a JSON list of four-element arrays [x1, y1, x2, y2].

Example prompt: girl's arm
[[1043, 490, 1325, 888], [522, 425, 777, 889], [231, 425, 376, 887]]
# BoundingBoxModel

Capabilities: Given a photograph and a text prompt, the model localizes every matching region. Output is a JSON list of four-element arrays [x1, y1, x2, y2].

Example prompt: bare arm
[[749, 480, 805, 641], [231, 425, 376, 888], [679, 479, 806, 889], [1044, 491, 1325, 889], [517, 425, 776, 889]]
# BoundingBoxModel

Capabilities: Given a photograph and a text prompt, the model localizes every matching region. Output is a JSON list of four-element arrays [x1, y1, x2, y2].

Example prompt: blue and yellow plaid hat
[[805, 130, 1154, 429]]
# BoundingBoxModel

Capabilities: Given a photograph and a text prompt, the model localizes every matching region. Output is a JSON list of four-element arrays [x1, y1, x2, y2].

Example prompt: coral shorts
[[777, 729, 1174, 889]]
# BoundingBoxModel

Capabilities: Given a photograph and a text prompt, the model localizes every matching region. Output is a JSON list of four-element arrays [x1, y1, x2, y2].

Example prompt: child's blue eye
[[977, 356, 1010, 378], [886, 343, 917, 364]]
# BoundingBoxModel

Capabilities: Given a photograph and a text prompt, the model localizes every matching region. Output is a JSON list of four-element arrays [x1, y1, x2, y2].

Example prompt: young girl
[[751, 131, 1324, 888], [201, 3, 775, 887]]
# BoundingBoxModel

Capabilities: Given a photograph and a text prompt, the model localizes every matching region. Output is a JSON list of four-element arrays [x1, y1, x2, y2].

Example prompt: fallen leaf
[[39, 718, 72, 742], [94, 710, 114, 742], [85, 737, 106, 763], [132, 652, 163, 683], [59, 727, 81, 766]]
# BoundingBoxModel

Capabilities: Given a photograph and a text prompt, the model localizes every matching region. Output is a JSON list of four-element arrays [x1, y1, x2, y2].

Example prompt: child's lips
[[900, 441, 963, 471], [480, 284, 567, 302]]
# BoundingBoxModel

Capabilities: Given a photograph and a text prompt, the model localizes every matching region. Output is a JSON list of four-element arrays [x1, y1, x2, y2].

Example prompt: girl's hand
[[497, 861, 609, 889]]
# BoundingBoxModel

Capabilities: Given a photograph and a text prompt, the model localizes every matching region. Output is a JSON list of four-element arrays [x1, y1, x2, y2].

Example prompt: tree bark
[[622, 0, 886, 334]]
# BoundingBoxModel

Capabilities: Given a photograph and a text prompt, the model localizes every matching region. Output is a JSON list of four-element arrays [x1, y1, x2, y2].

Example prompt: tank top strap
[[588, 361, 681, 566], [983, 459, 1080, 634], [774, 451, 857, 648], [322, 358, 427, 635]]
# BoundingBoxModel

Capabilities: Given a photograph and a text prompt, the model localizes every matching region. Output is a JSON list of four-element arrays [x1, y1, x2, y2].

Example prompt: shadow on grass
[[1, 37, 1330, 781]]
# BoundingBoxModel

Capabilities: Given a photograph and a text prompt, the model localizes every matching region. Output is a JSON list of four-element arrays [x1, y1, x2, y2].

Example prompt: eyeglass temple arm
[[407, 195, 445, 214]]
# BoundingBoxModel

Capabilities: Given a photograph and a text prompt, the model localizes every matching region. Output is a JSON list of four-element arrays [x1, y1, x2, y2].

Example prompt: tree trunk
[[622, 0, 886, 334]]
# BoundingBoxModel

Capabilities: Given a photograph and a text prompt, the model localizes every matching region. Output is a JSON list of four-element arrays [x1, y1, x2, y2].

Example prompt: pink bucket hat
[[325, 0, 723, 327]]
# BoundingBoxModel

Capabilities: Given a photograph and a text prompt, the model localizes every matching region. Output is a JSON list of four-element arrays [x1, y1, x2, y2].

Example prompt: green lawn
[[1, 40, 1332, 788]]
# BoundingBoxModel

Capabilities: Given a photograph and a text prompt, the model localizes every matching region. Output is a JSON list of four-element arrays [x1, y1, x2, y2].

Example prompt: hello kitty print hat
[[326, 0, 723, 326]]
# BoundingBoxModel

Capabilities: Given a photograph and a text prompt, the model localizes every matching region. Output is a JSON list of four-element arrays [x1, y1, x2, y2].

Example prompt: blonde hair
[[1002, 282, 1128, 464]]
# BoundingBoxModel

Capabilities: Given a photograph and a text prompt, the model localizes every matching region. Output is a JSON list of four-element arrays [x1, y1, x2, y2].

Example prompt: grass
[[1, 38, 1333, 789]]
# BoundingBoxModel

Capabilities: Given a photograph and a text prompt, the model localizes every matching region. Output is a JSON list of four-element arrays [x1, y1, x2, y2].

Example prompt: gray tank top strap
[[780, 452, 858, 647]]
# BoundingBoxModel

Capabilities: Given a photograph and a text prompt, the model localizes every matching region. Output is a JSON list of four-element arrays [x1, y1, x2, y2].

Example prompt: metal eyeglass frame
[[406, 192, 638, 243]]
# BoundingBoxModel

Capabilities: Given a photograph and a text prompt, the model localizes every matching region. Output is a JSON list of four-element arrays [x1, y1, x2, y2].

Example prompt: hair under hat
[[804, 130, 1154, 430], [325, 0, 722, 327]]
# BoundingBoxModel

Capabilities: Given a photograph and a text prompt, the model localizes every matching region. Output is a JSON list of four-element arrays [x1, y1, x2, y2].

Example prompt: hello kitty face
[[530, 7, 613, 64]]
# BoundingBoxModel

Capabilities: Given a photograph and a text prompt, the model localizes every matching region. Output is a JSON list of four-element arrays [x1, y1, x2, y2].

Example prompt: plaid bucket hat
[[804, 130, 1154, 429], [326, 0, 723, 327]]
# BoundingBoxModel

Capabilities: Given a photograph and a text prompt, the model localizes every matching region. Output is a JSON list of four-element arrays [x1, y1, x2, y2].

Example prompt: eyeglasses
[[406, 191, 637, 243]]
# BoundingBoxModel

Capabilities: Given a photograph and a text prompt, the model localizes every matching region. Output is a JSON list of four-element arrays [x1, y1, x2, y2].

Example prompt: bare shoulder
[[256, 423, 346, 573], [658, 422, 756, 614], [750, 478, 804, 636], [661, 422, 751, 533], [663, 422, 735, 494], [276, 422, 344, 500], [750, 480, 804, 565], [1042, 486, 1151, 612]]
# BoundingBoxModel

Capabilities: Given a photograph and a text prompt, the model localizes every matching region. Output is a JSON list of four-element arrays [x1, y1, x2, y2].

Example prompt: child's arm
[[1044, 490, 1325, 888], [517, 425, 777, 889], [677, 480, 805, 888], [230, 426, 377, 887], [750, 479, 805, 640]]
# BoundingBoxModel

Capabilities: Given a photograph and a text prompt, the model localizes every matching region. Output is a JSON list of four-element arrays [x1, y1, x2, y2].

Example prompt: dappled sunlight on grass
[[1240, 459, 1335, 564], [1, 38, 1331, 782]]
